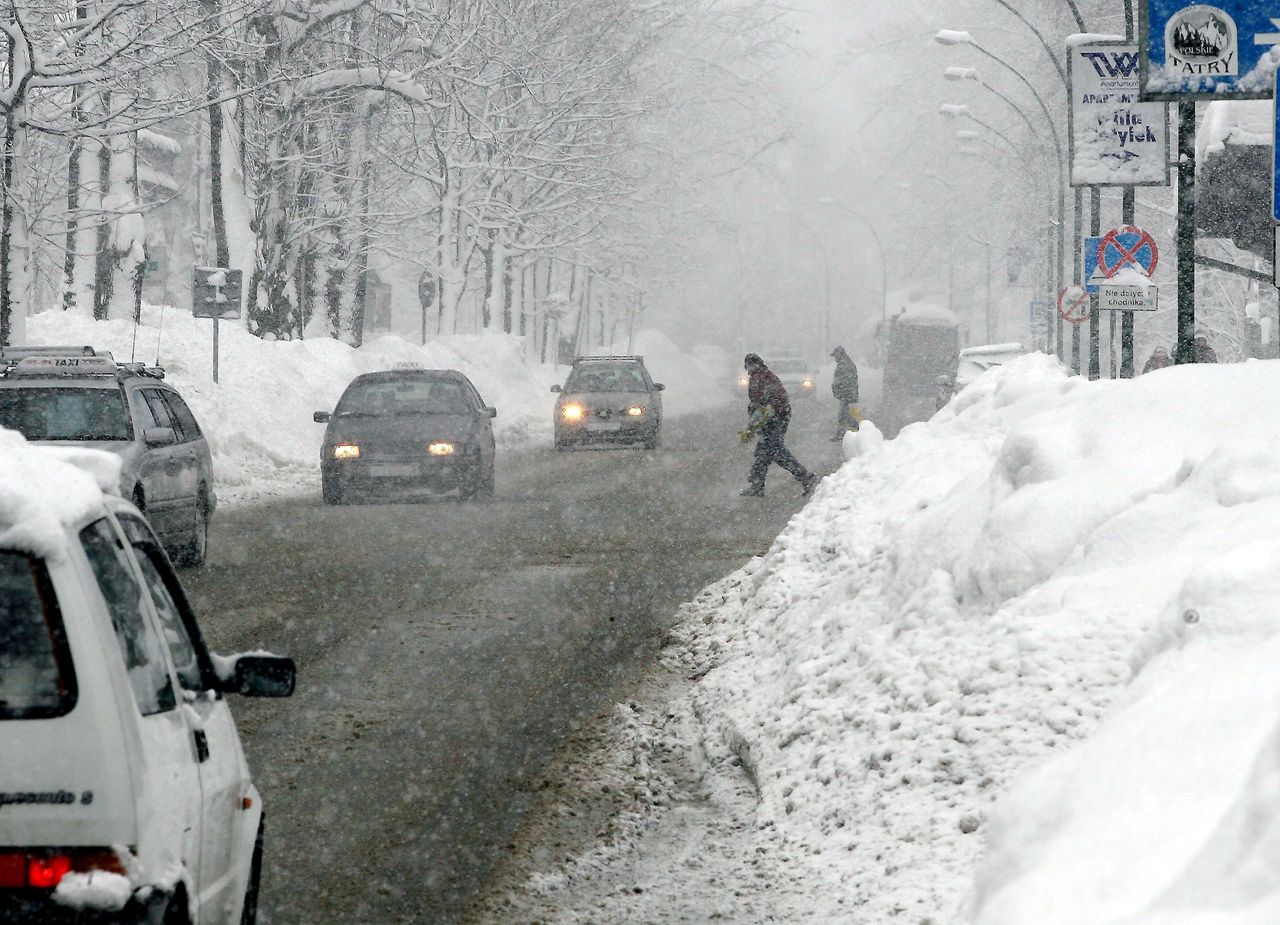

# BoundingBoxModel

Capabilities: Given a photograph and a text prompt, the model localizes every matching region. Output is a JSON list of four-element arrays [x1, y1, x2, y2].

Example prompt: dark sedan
[[314, 368, 497, 503]]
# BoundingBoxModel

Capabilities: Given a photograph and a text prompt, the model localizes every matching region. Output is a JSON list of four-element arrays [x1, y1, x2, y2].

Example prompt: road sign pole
[[1175, 100, 1196, 364], [1072, 188, 1083, 374], [213, 316, 219, 384], [1121, 187, 1135, 377], [1089, 186, 1101, 380]]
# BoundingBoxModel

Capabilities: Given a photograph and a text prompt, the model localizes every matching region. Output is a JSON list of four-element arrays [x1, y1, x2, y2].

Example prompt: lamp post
[[816, 197, 886, 357], [938, 101, 1057, 355], [773, 207, 831, 353], [936, 32, 1068, 362]]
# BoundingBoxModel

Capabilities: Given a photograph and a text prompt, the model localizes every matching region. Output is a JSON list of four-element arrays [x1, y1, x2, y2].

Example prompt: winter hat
[[830, 346, 846, 357], [744, 353, 764, 369]]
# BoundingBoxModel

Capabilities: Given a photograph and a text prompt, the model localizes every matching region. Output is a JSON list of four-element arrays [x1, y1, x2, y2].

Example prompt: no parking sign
[[1098, 226, 1159, 280]]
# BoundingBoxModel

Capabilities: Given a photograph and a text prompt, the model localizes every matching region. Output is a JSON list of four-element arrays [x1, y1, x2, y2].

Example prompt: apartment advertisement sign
[[1069, 41, 1170, 187]]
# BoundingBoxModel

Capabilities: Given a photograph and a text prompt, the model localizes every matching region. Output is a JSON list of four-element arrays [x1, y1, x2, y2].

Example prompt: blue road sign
[[1274, 69, 1280, 221], [1082, 236, 1105, 294], [1141, 2, 1280, 99]]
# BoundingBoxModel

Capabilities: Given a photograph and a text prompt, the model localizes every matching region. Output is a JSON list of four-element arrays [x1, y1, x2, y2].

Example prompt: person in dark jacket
[[1193, 331, 1218, 364], [830, 345, 860, 440], [1142, 346, 1173, 373], [740, 353, 819, 497]]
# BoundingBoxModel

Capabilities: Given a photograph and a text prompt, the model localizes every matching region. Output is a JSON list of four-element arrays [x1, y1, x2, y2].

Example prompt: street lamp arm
[[1061, 0, 1086, 31], [971, 41, 1065, 162], [988, 0, 1067, 86]]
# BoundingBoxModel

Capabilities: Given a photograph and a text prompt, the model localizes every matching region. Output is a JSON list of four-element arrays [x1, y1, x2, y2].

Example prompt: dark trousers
[[835, 401, 860, 434], [750, 418, 808, 488]]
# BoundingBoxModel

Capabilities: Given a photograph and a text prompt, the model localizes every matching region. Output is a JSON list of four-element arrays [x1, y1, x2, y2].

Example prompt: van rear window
[[0, 553, 76, 719]]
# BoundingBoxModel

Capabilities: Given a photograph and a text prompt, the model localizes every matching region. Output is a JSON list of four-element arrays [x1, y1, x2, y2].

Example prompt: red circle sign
[[1058, 285, 1090, 325], [1098, 226, 1159, 279]]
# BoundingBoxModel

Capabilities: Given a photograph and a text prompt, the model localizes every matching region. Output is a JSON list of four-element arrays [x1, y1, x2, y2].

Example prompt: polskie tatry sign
[[1069, 41, 1170, 187], [1141, 2, 1280, 99]]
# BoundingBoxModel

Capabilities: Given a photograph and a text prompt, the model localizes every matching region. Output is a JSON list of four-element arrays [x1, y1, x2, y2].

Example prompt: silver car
[[553, 356, 664, 450], [0, 346, 216, 566]]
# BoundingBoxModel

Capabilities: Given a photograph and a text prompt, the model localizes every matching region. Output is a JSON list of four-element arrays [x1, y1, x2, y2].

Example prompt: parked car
[[552, 356, 664, 450], [314, 367, 497, 503], [951, 342, 1026, 395], [0, 436, 295, 925], [0, 346, 216, 566]]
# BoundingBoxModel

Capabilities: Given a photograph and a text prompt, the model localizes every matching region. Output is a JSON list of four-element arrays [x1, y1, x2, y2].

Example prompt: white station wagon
[[0, 432, 294, 925]]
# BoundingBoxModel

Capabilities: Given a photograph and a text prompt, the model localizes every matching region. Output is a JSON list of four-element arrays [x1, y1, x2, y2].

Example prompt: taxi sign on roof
[[13, 356, 117, 376]]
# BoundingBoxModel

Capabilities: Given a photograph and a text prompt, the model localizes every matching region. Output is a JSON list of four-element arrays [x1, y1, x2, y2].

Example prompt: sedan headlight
[[626, 405, 646, 417], [332, 443, 360, 460], [428, 441, 456, 456], [802, 378, 814, 388], [561, 403, 585, 421]]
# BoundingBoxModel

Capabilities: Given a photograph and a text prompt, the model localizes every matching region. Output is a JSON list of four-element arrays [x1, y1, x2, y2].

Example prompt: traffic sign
[[1274, 69, 1280, 221], [1082, 236, 1106, 294], [1098, 227, 1159, 279], [1059, 285, 1092, 324], [192, 267, 243, 320], [1140, 2, 1280, 99], [1100, 282, 1159, 311]]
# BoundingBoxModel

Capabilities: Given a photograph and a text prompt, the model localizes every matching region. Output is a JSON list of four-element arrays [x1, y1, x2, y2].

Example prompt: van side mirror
[[550, 385, 562, 393], [313, 411, 331, 423], [653, 383, 666, 391], [144, 426, 176, 448], [486, 407, 497, 418], [221, 654, 296, 698]]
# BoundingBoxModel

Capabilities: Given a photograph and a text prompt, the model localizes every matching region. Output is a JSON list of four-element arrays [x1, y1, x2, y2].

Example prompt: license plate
[[369, 463, 419, 477], [585, 421, 621, 431]]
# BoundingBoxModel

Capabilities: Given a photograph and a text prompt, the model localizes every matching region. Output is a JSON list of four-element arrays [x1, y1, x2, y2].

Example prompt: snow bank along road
[[180, 401, 837, 924]]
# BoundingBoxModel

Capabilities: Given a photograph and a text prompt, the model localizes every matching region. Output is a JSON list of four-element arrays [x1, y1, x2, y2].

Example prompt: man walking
[[740, 353, 819, 497], [830, 345, 860, 440]]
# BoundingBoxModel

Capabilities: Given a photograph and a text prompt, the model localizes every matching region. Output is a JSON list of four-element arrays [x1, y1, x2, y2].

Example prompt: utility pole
[[1175, 101, 1196, 364], [1120, 0, 1136, 378]]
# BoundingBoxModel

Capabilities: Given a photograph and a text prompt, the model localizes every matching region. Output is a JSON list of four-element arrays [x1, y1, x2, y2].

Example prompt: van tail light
[[0, 849, 126, 889]]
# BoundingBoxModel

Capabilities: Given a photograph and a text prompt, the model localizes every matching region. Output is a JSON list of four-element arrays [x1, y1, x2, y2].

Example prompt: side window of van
[[79, 519, 176, 715], [0, 552, 76, 719], [160, 392, 202, 444], [117, 514, 211, 694]]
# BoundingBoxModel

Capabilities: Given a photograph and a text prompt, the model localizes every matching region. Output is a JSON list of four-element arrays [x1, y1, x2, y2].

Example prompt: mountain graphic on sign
[[1171, 15, 1229, 60]]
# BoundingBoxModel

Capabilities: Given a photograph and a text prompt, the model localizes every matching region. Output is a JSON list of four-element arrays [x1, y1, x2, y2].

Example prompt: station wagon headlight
[[561, 403, 585, 421], [332, 443, 360, 460], [626, 405, 646, 416], [428, 441, 456, 456]]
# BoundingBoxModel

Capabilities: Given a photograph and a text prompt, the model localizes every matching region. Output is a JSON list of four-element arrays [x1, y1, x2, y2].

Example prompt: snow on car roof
[[0, 428, 120, 559]]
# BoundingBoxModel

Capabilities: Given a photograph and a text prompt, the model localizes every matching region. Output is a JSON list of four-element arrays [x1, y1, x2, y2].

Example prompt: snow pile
[[26, 308, 564, 504], [0, 429, 116, 559], [672, 353, 1280, 921], [52, 871, 133, 912]]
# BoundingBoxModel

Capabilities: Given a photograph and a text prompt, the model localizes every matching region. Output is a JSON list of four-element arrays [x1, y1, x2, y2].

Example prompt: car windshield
[[0, 552, 75, 719], [336, 378, 473, 416], [565, 365, 647, 392], [771, 359, 810, 375], [0, 386, 131, 441]]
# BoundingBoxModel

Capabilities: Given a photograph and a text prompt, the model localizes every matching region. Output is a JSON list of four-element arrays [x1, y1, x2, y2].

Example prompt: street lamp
[[935, 30, 1067, 360], [773, 206, 832, 352], [816, 197, 887, 355]]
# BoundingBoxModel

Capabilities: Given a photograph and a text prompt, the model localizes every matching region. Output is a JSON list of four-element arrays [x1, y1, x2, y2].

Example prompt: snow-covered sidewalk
[[470, 353, 1280, 923]]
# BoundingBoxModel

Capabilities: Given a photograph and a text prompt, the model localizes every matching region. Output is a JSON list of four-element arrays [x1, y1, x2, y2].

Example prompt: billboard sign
[[1070, 42, 1171, 186], [1141, 2, 1280, 99]]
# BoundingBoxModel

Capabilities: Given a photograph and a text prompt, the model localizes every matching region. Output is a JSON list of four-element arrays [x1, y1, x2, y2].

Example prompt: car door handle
[[193, 729, 210, 763]]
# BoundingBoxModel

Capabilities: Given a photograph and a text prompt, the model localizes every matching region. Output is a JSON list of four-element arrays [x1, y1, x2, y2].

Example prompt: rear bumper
[[0, 888, 169, 924]]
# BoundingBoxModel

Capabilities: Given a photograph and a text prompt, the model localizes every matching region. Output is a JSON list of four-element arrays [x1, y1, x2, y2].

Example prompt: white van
[[0, 434, 294, 924]]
